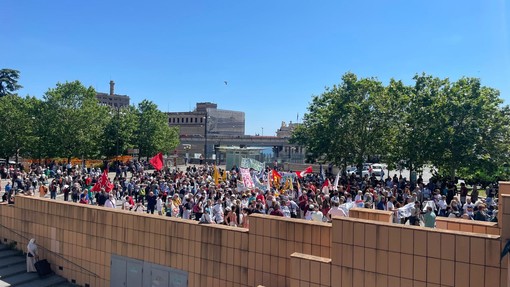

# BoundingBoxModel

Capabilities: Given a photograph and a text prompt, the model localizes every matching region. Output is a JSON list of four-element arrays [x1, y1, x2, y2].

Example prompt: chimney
[[109, 80, 115, 96]]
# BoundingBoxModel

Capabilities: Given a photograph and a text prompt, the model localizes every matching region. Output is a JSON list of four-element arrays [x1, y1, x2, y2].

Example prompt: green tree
[[101, 105, 139, 157], [0, 95, 37, 162], [430, 77, 510, 181], [40, 81, 109, 162], [0, 69, 22, 97], [384, 75, 447, 177], [135, 100, 179, 159], [291, 72, 388, 173]]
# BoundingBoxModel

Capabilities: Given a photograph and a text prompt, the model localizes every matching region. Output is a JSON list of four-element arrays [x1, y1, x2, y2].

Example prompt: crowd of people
[[0, 161, 499, 229]]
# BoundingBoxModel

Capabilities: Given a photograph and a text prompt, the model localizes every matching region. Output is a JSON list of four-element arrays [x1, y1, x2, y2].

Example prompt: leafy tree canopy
[[0, 69, 22, 97]]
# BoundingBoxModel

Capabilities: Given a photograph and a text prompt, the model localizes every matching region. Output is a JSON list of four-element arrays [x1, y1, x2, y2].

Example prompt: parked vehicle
[[371, 164, 384, 177]]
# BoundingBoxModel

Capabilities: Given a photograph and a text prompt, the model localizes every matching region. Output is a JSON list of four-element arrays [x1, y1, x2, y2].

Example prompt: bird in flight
[[224, 81, 228, 85]]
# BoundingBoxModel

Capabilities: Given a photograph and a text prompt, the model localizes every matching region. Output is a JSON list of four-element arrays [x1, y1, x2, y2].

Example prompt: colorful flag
[[98, 169, 109, 186], [253, 172, 266, 190], [295, 166, 313, 178], [333, 170, 341, 190], [91, 182, 101, 192], [283, 178, 290, 190], [91, 169, 113, 192], [240, 168, 255, 189], [240, 158, 265, 172], [213, 165, 220, 185], [322, 178, 331, 189], [222, 170, 227, 182], [322, 179, 331, 194], [149, 153, 164, 171], [283, 177, 294, 191], [272, 169, 282, 189]]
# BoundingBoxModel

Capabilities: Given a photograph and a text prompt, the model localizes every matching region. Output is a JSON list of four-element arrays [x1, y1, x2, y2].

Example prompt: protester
[[105, 193, 116, 208], [423, 206, 436, 228], [2, 160, 498, 230]]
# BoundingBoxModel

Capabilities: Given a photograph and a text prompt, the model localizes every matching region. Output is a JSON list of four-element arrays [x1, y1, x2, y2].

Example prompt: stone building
[[276, 121, 300, 138], [96, 80, 130, 108], [167, 102, 245, 137]]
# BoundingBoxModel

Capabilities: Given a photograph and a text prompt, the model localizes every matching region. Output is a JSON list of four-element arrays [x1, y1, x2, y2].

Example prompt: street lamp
[[204, 112, 208, 164], [116, 107, 120, 159], [183, 144, 191, 165]]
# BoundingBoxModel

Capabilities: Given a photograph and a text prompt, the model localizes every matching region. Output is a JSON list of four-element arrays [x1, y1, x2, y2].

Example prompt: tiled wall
[[247, 214, 331, 287], [290, 252, 331, 287], [0, 197, 331, 287], [329, 216, 506, 287], [0, 197, 250, 287]]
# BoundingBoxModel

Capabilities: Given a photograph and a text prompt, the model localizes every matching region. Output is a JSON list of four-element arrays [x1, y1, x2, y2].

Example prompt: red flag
[[91, 182, 101, 192], [296, 166, 313, 178], [92, 169, 111, 192], [322, 179, 331, 189], [272, 169, 282, 181], [98, 169, 109, 186], [272, 169, 282, 188], [150, 153, 164, 171]]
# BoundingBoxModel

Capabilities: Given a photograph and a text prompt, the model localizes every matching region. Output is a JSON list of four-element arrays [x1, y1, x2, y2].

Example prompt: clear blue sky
[[4, 0, 509, 136]]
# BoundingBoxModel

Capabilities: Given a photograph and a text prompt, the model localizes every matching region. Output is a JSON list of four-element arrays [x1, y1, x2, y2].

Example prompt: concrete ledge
[[349, 207, 393, 223], [249, 212, 332, 227], [435, 216, 499, 235], [334, 216, 501, 240]]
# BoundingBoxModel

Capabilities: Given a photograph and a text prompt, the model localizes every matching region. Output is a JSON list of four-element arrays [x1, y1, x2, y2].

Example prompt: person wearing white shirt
[[437, 196, 447, 216], [105, 194, 116, 208], [354, 191, 364, 207], [212, 199, 224, 224], [463, 198, 475, 218], [123, 196, 133, 211], [156, 196, 163, 215], [304, 204, 313, 220], [310, 205, 324, 222], [328, 201, 347, 221]]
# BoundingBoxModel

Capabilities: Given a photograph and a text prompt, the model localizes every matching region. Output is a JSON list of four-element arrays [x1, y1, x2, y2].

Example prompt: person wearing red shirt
[[270, 202, 284, 217]]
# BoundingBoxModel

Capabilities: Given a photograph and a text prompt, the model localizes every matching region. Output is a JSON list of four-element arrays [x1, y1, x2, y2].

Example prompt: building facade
[[276, 121, 299, 138], [96, 81, 130, 108], [167, 102, 245, 137]]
